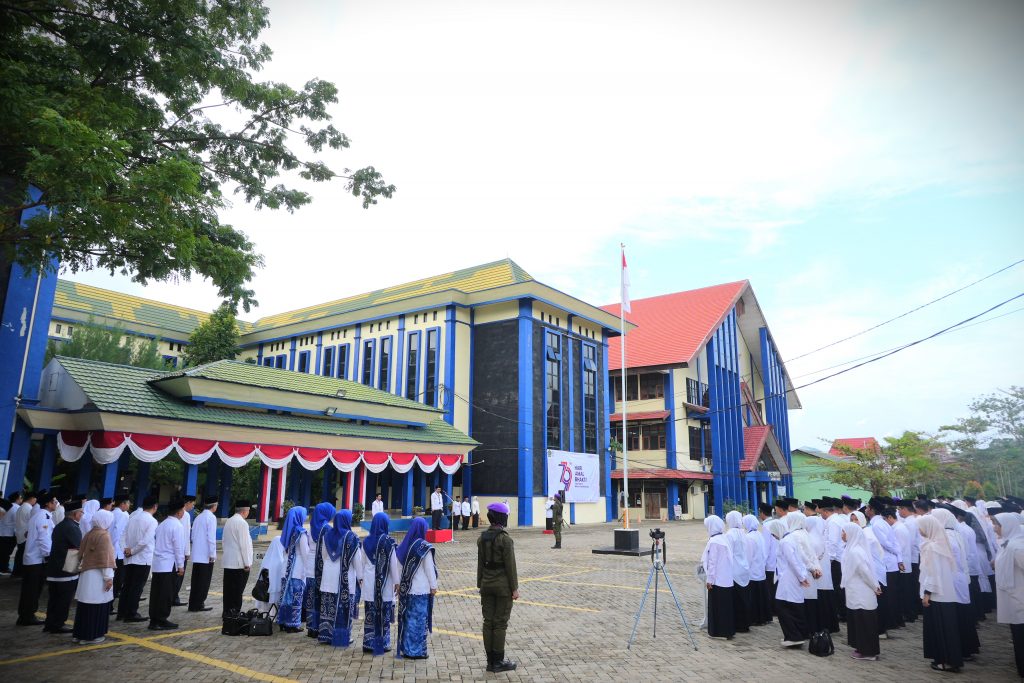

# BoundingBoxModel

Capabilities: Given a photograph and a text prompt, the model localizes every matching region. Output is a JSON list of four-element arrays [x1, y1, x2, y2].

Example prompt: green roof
[[155, 359, 442, 413], [55, 356, 476, 447]]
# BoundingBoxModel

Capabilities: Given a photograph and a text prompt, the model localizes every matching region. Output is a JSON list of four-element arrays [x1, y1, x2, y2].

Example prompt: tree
[[824, 431, 942, 497], [181, 304, 239, 366], [1, 1, 395, 311], [941, 387, 1024, 498], [45, 318, 170, 369]]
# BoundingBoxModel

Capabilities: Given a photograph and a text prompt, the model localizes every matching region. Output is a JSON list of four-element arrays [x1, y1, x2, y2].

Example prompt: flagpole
[[620, 243, 629, 530]]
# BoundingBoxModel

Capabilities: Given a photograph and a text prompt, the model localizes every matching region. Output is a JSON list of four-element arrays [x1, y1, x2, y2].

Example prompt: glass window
[[263, 357, 274, 367], [406, 332, 420, 400], [297, 350, 309, 373], [337, 345, 349, 379], [378, 337, 392, 392], [545, 332, 561, 449], [424, 330, 438, 406], [641, 422, 666, 450], [322, 346, 334, 377], [55, 323, 61, 334], [583, 343, 597, 453], [362, 340, 374, 385], [639, 373, 664, 400], [275, 354, 286, 369]]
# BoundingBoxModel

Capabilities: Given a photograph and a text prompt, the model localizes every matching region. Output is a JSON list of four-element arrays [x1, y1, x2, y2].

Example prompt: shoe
[[780, 639, 806, 647], [82, 636, 106, 644], [16, 617, 43, 626], [492, 652, 517, 672], [72, 638, 80, 644], [147, 621, 177, 630], [171, 600, 186, 607], [186, 607, 212, 612], [878, 632, 888, 640], [930, 662, 961, 673], [44, 626, 74, 634], [282, 626, 302, 633], [123, 615, 147, 623]]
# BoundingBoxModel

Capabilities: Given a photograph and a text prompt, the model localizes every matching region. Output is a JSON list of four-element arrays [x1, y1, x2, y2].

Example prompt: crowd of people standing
[[701, 494, 1024, 676]]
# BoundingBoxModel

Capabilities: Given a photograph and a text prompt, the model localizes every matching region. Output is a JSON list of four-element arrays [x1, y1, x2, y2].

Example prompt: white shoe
[[879, 632, 888, 640], [83, 637, 105, 644], [781, 640, 805, 647]]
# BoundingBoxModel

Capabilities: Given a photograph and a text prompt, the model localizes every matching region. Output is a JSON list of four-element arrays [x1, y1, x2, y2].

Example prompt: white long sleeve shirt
[[407, 551, 438, 595], [461, 500, 471, 517], [111, 507, 129, 560], [180, 509, 192, 556], [320, 542, 363, 596], [702, 535, 733, 588], [221, 514, 253, 569], [430, 492, 443, 512], [191, 509, 218, 564], [24, 508, 53, 565], [124, 510, 158, 566], [15, 502, 36, 543], [153, 516, 186, 573], [360, 545, 401, 602], [776, 535, 809, 604], [371, 500, 384, 516], [0, 501, 18, 537], [870, 515, 900, 572], [901, 513, 920, 564], [894, 520, 913, 574], [826, 513, 847, 561], [472, 499, 480, 515]]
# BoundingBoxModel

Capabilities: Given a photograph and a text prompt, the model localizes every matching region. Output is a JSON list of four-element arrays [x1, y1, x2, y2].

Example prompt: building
[[18, 259, 630, 526], [602, 281, 800, 520], [790, 446, 872, 503]]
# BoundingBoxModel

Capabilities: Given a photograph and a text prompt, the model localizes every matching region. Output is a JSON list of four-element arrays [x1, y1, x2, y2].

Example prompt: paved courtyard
[[0, 520, 1016, 682]]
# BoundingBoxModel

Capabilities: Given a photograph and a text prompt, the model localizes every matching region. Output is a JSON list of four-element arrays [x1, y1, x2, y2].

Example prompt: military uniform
[[478, 521, 518, 672], [552, 498, 564, 549]]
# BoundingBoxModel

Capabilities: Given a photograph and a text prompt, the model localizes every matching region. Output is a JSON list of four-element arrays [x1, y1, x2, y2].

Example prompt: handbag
[[251, 568, 270, 602], [62, 549, 80, 574], [247, 604, 277, 636], [221, 608, 254, 636], [808, 629, 834, 657]]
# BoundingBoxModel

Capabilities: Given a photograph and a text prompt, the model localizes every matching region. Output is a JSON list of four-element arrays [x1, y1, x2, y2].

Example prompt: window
[[362, 340, 374, 385], [641, 422, 666, 450], [582, 343, 597, 453], [297, 350, 310, 373], [162, 355, 178, 368], [378, 337, 392, 391], [322, 346, 334, 377], [337, 345, 349, 379], [625, 375, 638, 401], [406, 332, 420, 400], [275, 354, 287, 369], [67, 326, 74, 337], [639, 373, 664, 400], [55, 323, 61, 334], [263, 357, 274, 367], [545, 332, 561, 449], [424, 329, 438, 406], [688, 424, 712, 461]]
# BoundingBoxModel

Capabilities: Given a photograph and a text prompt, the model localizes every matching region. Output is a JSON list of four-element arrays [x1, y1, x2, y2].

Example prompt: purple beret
[[487, 502, 510, 514]]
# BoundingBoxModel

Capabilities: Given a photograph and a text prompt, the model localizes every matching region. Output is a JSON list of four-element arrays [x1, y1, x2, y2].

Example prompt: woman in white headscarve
[[774, 515, 810, 647], [785, 512, 822, 633], [701, 515, 735, 640], [975, 500, 1000, 610], [724, 510, 752, 633], [79, 499, 100, 535], [742, 514, 770, 626], [841, 522, 881, 661], [993, 512, 1024, 678], [932, 508, 979, 659], [918, 515, 963, 673]]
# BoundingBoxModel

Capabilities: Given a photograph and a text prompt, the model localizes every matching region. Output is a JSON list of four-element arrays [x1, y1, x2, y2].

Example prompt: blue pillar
[[76, 450, 94, 495], [444, 305, 457, 425], [300, 468, 313, 508], [204, 458, 221, 500], [402, 471, 414, 516], [182, 463, 199, 497], [38, 434, 57, 490], [389, 471, 401, 512], [516, 299, 534, 527], [135, 462, 150, 508], [218, 466, 233, 517], [602, 332, 614, 522], [462, 453, 472, 500], [314, 332, 323, 376], [101, 461, 119, 498], [443, 472, 453, 501], [380, 470, 390, 509], [321, 467, 335, 504], [413, 469, 424, 508], [288, 337, 297, 371], [3, 422, 33, 496], [667, 481, 679, 520]]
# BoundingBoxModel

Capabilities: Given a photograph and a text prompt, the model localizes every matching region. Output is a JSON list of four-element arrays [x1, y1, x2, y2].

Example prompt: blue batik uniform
[[396, 517, 437, 659], [361, 513, 401, 655], [305, 502, 336, 637], [318, 510, 363, 647], [275, 507, 310, 629]]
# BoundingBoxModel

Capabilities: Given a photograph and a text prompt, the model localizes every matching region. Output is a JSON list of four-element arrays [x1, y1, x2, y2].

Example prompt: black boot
[[492, 652, 517, 672]]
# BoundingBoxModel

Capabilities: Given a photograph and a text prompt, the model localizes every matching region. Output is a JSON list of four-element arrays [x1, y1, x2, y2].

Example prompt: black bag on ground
[[251, 568, 270, 602], [222, 608, 254, 636], [808, 629, 834, 657], [248, 604, 277, 636]]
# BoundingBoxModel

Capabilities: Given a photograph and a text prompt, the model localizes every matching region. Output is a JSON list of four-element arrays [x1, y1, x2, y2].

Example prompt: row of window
[[611, 422, 667, 451], [545, 331, 600, 454], [613, 372, 666, 402], [53, 323, 74, 337]]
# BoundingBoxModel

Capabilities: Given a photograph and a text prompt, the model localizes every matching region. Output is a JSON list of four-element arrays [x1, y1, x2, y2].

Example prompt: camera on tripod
[[649, 528, 665, 541]]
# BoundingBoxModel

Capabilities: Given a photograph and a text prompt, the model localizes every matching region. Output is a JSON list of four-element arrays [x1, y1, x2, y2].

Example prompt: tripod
[[626, 535, 699, 651]]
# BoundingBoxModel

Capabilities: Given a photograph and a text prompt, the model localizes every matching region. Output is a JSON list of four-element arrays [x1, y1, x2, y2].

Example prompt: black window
[[689, 424, 712, 461], [639, 373, 664, 400], [275, 354, 287, 369], [337, 345, 349, 379], [641, 422, 666, 450], [583, 344, 597, 453], [406, 333, 419, 400], [545, 332, 561, 449], [378, 338, 392, 391], [322, 347, 334, 377], [424, 330, 438, 406], [263, 357, 274, 367], [362, 340, 374, 385], [297, 350, 309, 373]]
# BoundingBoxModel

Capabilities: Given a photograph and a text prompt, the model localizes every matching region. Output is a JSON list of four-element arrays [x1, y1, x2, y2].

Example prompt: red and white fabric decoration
[[55, 430, 463, 473]]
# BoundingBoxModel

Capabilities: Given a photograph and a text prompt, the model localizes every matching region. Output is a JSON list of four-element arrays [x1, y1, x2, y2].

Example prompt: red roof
[[603, 281, 748, 370], [829, 437, 880, 457], [610, 410, 669, 422], [740, 425, 773, 472], [611, 468, 713, 481]]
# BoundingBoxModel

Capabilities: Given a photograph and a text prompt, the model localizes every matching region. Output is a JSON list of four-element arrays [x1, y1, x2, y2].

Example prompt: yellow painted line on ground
[[108, 631, 298, 683], [439, 589, 601, 613], [144, 625, 222, 641], [0, 641, 126, 666], [519, 568, 595, 583], [434, 628, 483, 641], [541, 578, 645, 591]]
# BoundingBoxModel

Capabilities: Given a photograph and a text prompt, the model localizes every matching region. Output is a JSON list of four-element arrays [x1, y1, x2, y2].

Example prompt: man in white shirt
[[452, 495, 462, 532], [430, 487, 444, 531], [17, 491, 57, 625], [823, 497, 848, 621], [149, 498, 186, 630], [110, 494, 131, 612], [472, 496, 481, 528], [461, 496, 471, 531], [545, 495, 554, 531], [188, 499, 218, 612], [221, 500, 254, 616], [118, 496, 159, 622], [172, 495, 195, 606], [371, 494, 385, 517], [897, 499, 921, 623], [13, 490, 37, 577], [867, 498, 903, 633], [0, 492, 21, 573]]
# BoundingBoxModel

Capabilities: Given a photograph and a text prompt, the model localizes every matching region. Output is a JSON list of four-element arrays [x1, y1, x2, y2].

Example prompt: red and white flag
[[620, 246, 631, 314]]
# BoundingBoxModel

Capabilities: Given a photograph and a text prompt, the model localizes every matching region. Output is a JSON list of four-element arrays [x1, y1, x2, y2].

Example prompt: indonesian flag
[[621, 247, 631, 313]]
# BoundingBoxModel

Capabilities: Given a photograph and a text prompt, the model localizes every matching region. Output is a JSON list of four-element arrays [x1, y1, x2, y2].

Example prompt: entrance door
[[645, 492, 664, 519]]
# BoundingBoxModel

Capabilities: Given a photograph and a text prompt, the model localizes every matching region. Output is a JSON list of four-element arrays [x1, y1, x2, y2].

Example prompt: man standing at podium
[[430, 487, 444, 531]]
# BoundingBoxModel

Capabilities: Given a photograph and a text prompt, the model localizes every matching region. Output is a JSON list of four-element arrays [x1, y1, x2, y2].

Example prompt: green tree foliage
[[825, 431, 942, 497], [941, 386, 1024, 497], [181, 304, 239, 366], [1, 1, 395, 311], [45, 319, 170, 369]]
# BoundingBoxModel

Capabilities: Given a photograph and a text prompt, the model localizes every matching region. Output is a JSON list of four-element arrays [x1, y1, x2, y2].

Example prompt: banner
[[547, 450, 599, 503]]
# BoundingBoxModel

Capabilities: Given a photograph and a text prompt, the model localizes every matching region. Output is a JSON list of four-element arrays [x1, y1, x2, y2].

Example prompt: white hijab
[[701, 515, 730, 567], [932, 508, 967, 567], [995, 512, 1024, 589], [80, 499, 100, 534], [919, 514, 956, 587], [840, 522, 871, 589], [784, 511, 819, 570], [90, 508, 114, 531]]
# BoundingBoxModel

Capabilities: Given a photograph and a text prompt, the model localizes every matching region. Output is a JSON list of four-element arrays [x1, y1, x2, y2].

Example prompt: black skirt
[[846, 608, 879, 657], [817, 590, 840, 633], [750, 579, 771, 625], [73, 600, 111, 642], [803, 597, 820, 634], [733, 582, 752, 632], [956, 603, 979, 656], [765, 570, 776, 616], [923, 601, 963, 669], [776, 598, 807, 642], [707, 585, 736, 638]]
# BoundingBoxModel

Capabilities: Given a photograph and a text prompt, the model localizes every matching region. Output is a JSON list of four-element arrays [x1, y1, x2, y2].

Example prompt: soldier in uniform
[[477, 502, 519, 673], [551, 493, 565, 549]]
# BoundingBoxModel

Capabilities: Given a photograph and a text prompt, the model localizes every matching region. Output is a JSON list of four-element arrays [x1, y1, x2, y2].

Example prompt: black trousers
[[18, 563, 46, 622], [112, 558, 126, 601], [776, 599, 807, 642], [472, 513, 479, 528], [149, 571, 176, 624], [118, 564, 150, 619], [462, 515, 469, 530], [188, 562, 214, 609], [172, 557, 188, 601], [222, 568, 249, 616], [44, 579, 78, 631], [830, 560, 846, 620], [12, 541, 25, 576], [900, 570, 918, 622], [765, 570, 776, 616], [431, 510, 442, 530], [1012, 622, 1024, 678], [452, 514, 460, 531], [0, 535, 15, 572]]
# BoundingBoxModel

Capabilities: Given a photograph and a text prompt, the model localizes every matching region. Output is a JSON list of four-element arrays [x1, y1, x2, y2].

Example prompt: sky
[[67, 0, 1024, 449]]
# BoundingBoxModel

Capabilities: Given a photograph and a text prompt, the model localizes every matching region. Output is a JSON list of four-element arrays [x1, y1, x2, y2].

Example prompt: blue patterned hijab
[[279, 506, 307, 550], [363, 512, 390, 557], [396, 517, 429, 564], [324, 509, 354, 561], [311, 501, 336, 542]]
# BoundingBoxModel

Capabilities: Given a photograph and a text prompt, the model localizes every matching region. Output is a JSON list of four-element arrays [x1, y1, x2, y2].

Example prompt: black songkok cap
[[0, 499, 11, 511], [75, 492, 88, 501], [142, 495, 159, 509], [869, 497, 886, 513], [758, 502, 773, 516], [183, 495, 197, 503], [898, 499, 916, 510], [786, 498, 799, 507], [114, 494, 130, 505], [166, 498, 185, 513], [64, 500, 83, 513], [38, 491, 56, 505], [234, 500, 253, 510], [773, 498, 788, 509], [804, 500, 818, 510], [100, 497, 113, 506], [818, 498, 835, 510]]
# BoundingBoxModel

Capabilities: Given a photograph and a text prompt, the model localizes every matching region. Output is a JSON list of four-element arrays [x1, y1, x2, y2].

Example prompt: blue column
[[314, 332, 323, 375], [567, 325, 575, 452], [321, 467, 335, 504], [204, 458, 221, 500], [300, 468, 313, 508], [443, 472, 453, 501], [602, 333, 614, 522], [257, 342, 264, 365], [38, 434, 57, 490], [667, 481, 679, 520], [413, 469, 424, 508], [288, 337, 297, 371], [402, 471, 414, 516], [101, 462, 119, 498], [380, 470, 390, 509], [516, 299, 534, 527], [444, 305, 457, 425], [396, 315, 406, 396], [76, 450, 94, 495], [462, 452, 472, 500], [218, 466, 233, 517], [665, 371, 677, 469], [182, 463, 199, 497], [135, 462, 150, 508]]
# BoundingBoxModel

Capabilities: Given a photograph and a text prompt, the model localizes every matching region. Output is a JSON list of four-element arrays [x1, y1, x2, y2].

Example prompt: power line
[[785, 257, 1024, 363]]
